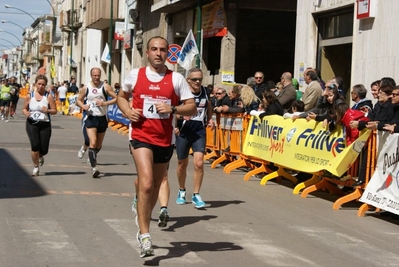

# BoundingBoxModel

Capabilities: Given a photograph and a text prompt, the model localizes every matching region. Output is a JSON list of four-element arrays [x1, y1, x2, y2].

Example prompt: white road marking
[[292, 226, 399, 266], [7, 218, 86, 263], [206, 222, 320, 267], [105, 219, 206, 264]]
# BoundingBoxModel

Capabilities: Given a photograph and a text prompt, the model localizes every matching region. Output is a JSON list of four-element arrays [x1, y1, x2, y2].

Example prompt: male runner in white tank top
[[76, 67, 117, 178]]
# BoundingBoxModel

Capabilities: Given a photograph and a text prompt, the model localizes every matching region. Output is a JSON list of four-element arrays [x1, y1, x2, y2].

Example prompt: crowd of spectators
[[205, 69, 399, 191], [206, 69, 399, 142]]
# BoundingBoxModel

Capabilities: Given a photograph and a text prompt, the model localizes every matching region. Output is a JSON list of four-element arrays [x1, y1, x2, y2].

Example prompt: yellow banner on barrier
[[242, 115, 371, 177]]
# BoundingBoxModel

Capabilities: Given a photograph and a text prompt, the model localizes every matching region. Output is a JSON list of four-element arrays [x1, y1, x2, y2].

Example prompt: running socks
[[88, 148, 97, 167], [89, 147, 102, 167]]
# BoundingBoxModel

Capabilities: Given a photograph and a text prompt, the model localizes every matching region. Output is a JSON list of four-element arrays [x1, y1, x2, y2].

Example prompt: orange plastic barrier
[[19, 84, 29, 98], [299, 131, 376, 212], [204, 114, 220, 161], [209, 113, 244, 169]]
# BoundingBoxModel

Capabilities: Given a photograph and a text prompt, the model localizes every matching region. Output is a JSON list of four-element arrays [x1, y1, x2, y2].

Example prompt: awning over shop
[[151, 0, 198, 13]]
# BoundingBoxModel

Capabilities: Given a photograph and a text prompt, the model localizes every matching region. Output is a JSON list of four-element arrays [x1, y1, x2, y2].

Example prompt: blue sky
[[0, 0, 53, 48]]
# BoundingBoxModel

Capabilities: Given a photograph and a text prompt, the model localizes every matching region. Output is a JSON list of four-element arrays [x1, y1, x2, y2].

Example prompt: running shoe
[[192, 194, 206, 209], [39, 156, 44, 166], [157, 208, 170, 228], [5, 120, 8, 123], [78, 146, 86, 159], [32, 167, 39, 176], [176, 189, 186, 205], [92, 168, 100, 178], [140, 236, 154, 258]]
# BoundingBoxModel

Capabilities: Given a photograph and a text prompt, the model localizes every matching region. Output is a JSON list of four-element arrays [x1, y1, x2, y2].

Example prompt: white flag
[[101, 43, 111, 64], [177, 29, 199, 70]]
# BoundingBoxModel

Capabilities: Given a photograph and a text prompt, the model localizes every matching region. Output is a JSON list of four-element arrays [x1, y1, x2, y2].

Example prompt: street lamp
[[4, 5, 35, 83], [0, 38, 18, 48], [4, 4, 36, 21], [0, 44, 12, 50], [0, 29, 22, 46], [0, 29, 24, 83], [45, 0, 56, 15], [1, 20, 25, 32], [45, 0, 57, 83]]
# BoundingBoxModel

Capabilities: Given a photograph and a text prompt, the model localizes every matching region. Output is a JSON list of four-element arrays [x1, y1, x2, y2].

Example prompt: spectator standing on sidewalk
[[277, 72, 296, 112], [57, 81, 68, 114], [253, 71, 268, 99], [68, 78, 79, 95]]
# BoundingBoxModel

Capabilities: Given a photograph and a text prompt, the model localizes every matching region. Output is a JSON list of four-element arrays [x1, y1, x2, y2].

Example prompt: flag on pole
[[177, 29, 199, 70], [101, 43, 111, 64], [50, 57, 56, 78]]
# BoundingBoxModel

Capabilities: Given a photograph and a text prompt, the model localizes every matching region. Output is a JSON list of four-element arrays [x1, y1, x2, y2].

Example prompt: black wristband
[[171, 105, 176, 114]]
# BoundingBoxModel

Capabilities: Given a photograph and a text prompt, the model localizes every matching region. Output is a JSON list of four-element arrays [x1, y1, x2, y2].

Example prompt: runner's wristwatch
[[171, 105, 176, 114]]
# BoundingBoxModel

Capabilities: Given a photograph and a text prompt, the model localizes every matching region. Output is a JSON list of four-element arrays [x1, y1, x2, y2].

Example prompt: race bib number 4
[[143, 97, 171, 119]]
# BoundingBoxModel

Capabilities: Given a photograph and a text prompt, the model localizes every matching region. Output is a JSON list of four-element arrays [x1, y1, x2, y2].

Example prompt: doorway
[[317, 8, 354, 98]]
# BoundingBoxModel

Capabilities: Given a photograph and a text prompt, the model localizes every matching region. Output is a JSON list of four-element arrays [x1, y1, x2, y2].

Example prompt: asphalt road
[[1, 107, 399, 267]]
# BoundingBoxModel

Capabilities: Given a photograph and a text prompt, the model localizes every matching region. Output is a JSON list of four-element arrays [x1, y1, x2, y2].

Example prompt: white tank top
[[86, 82, 107, 116], [28, 92, 50, 122]]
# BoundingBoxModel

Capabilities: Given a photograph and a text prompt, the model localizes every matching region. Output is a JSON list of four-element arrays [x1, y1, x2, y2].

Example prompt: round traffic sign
[[167, 44, 181, 64]]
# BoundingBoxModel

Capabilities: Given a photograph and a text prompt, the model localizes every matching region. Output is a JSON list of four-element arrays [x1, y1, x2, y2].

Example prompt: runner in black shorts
[[76, 67, 117, 178], [9, 76, 21, 118]]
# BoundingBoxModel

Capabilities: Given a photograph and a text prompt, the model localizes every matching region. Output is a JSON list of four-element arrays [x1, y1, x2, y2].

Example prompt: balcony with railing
[[60, 9, 82, 32], [151, 0, 197, 13], [23, 52, 34, 65], [85, 0, 119, 30]]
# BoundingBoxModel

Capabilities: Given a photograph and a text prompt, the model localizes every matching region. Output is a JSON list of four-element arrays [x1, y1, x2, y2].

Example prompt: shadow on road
[[144, 241, 243, 266], [45, 171, 87, 175], [159, 215, 217, 232], [102, 172, 136, 177], [97, 163, 130, 166], [206, 200, 245, 208], [0, 149, 46, 199]]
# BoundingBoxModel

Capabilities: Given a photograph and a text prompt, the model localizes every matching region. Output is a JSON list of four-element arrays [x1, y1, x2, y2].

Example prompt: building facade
[[296, 0, 399, 99], [1, 0, 398, 101]]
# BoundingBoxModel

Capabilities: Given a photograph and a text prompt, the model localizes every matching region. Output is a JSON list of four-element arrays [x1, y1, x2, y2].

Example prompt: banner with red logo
[[195, 0, 228, 38], [360, 132, 399, 215], [242, 115, 371, 177]]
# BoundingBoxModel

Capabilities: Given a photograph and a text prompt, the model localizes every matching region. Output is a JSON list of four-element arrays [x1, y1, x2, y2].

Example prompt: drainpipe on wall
[[196, 0, 202, 68], [69, 0, 74, 76], [108, 0, 113, 84]]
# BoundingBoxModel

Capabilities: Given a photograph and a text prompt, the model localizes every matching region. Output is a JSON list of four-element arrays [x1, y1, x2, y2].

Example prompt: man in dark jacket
[[350, 84, 373, 111], [350, 84, 394, 131], [213, 88, 232, 113], [383, 85, 399, 133], [277, 72, 296, 112], [253, 71, 268, 99], [68, 78, 79, 94], [221, 85, 245, 114]]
